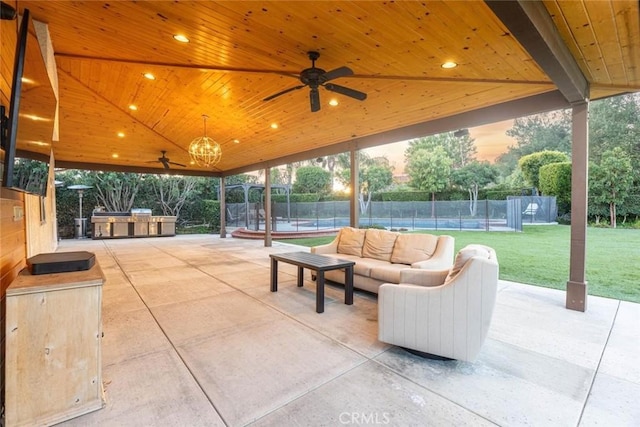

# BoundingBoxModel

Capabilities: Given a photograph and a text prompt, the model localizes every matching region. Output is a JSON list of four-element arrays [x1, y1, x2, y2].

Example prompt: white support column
[[219, 177, 226, 238], [264, 167, 272, 247], [350, 149, 359, 228], [567, 101, 589, 311]]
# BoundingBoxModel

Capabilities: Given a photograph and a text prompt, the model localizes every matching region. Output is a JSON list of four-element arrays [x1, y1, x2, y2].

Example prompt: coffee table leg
[[345, 265, 354, 305], [270, 258, 278, 292], [297, 266, 304, 287], [316, 271, 325, 313]]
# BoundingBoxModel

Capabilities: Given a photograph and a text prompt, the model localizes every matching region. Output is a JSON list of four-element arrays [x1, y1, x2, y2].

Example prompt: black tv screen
[[1, 9, 29, 188]]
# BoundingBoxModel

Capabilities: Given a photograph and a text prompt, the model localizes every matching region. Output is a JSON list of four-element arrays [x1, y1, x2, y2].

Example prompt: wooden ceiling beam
[[54, 160, 221, 178], [485, 0, 589, 103]]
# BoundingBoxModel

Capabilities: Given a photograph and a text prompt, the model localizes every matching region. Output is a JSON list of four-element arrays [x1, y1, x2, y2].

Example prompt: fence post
[[486, 199, 489, 231], [333, 201, 336, 229], [412, 201, 416, 230]]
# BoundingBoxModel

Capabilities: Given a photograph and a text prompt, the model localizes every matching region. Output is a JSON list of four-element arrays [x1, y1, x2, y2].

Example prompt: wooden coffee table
[[270, 252, 355, 313]]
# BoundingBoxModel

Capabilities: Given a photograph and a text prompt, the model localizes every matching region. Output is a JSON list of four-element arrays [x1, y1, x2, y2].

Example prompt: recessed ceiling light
[[112, 153, 119, 158], [143, 72, 156, 80], [329, 99, 339, 106], [21, 114, 50, 121], [441, 61, 458, 69], [190, 160, 195, 165], [233, 139, 240, 144], [270, 123, 278, 129], [28, 140, 49, 146], [117, 132, 125, 138], [173, 34, 190, 43], [128, 104, 138, 111]]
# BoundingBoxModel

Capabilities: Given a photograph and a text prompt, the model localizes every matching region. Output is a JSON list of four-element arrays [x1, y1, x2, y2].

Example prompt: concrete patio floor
[[52, 234, 639, 427]]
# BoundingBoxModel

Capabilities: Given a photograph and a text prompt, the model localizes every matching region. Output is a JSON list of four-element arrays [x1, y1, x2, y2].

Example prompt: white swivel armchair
[[378, 245, 499, 362]]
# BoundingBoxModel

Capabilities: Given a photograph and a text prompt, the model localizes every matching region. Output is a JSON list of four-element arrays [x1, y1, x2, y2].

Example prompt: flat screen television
[[1, 8, 29, 188], [1, 8, 56, 196]]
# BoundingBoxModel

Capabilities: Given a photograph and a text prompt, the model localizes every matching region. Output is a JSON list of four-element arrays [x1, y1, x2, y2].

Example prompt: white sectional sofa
[[311, 227, 454, 294]]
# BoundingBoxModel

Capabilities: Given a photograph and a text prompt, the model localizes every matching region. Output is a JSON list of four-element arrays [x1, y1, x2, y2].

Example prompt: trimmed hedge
[[539, 162, 571, 215]]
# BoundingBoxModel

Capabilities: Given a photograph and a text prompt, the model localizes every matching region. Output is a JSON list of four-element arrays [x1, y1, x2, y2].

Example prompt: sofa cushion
[[445, 244, 493, 282], [322, 253, 372, 276], [337, 227, 366, 257], [354, 257, 390, 277], [362, 229, 398, 262], [391, 234, 439, 264], [370, 264, 407, 283]]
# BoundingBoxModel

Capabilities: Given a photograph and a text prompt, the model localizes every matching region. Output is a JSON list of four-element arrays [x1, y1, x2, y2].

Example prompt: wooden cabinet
[[5, 263, 105, 426]]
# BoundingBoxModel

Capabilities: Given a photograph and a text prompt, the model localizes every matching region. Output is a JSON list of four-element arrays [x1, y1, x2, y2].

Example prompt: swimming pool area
[[226, 197, 557, 234]]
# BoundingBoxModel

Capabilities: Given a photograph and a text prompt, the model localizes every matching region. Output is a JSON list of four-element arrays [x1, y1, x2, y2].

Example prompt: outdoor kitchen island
[[91, 208, 176, 239]]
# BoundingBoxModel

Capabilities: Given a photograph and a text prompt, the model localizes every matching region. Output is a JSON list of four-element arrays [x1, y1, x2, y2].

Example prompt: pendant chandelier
[[188, 115, 222, 167]]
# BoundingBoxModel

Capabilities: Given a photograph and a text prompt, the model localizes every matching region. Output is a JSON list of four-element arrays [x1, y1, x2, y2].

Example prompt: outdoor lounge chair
[[378, 244, 499, 362], [522, 202, 539, 219]]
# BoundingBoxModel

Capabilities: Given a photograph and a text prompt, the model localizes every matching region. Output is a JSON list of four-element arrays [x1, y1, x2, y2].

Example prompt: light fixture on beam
[[188, 115, 222, 167], [454, 129, 469, 138]]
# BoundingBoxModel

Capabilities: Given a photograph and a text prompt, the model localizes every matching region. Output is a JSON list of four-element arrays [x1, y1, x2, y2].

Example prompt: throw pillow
[[390, 233, 439, 264], [337, 227, 366, 256], [362, 229, 398, 261], [445, 244, 492, 283]]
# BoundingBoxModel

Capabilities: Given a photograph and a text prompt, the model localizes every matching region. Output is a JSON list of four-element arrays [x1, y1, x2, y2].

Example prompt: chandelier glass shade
[[189, 115, 222, 167]]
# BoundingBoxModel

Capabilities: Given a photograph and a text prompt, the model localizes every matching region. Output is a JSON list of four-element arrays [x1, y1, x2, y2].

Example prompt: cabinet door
[[6, 285, 103, 426]]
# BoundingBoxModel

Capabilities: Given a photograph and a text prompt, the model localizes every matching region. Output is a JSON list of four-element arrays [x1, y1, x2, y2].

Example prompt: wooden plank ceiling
[[10, 1, 640, 176]]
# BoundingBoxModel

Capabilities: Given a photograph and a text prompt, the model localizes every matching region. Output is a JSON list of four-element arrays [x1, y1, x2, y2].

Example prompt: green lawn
[[278, 225, 640, 303]]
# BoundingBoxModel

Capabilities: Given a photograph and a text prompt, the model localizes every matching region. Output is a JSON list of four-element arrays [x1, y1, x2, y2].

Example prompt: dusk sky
[[364, 119, 517, 174]]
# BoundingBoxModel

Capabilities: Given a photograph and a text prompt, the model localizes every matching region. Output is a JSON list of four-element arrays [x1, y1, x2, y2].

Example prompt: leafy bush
[[519, 151, 570, 190], [202, 200, 221, 231], [539, 161, 571, 214]]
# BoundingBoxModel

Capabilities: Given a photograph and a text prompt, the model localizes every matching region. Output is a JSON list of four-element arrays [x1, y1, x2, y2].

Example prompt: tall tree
[[405, 147, 452, 216], [151, 175, 199, 218], [590, 147, 633, 228], [451, 161, 498, 216], [337, 152, 394, 213], [406, 132, 476, 169], [359, 165, 393, 214], [589, 93, 640, 176], [497, 110, 572, 176], [89, 172, 142, 212], [292, 166, 331, 195]]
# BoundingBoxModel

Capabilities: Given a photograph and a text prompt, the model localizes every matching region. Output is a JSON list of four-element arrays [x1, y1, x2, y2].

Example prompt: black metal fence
[[225, 197, 557, 232]]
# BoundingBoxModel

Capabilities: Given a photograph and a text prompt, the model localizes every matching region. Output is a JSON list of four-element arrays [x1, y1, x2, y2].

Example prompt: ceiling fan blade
[[263, 85, 305, 101], [310, 88, 321, 112], [324, 83, 367, 101], [322, 66, 353, 82], [170, 162, 187, 167]]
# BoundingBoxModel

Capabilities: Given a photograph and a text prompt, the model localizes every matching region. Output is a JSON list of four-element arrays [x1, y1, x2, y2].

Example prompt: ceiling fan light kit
[[263, 51, 367, 112], [188, 115, 222, 167]]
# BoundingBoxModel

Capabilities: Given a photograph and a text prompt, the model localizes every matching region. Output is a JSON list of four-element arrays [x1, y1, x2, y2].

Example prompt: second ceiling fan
[[263, 51, 367, 112]]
